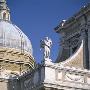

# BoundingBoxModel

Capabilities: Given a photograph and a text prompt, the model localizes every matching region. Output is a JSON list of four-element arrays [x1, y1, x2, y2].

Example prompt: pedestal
[[41, 58, 52, 65]]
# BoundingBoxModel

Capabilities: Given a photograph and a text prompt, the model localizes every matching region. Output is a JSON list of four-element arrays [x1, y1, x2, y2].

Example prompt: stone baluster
[[62, 70, 66, 81], [84, 74, 87, 83]]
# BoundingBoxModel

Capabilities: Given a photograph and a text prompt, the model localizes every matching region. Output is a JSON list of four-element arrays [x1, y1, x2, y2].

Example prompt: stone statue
[[40, 37, 52, 59]]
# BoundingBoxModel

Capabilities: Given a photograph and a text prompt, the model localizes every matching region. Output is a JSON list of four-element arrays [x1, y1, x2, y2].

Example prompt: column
[[81, 28, 89, 69], [87, 21, 90, 69]]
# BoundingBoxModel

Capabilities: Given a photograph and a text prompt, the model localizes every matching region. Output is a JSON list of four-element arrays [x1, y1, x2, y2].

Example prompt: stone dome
[[0, 20, 33, 56]]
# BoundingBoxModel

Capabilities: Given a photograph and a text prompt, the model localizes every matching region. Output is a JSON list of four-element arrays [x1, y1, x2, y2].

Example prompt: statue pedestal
[[41, 58, 52, 65]]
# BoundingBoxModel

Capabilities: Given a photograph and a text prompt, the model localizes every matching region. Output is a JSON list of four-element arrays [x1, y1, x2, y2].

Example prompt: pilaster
[[80, 26, 89, 69], [87, 20, 90, 69]]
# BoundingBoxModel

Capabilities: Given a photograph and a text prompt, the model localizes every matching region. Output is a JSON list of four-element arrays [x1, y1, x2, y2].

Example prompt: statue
[[40, 37, 52, 59]]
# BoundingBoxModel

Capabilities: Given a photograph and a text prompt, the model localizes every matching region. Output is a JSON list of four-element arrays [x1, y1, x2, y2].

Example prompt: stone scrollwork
[[65, 73, 84, 83]]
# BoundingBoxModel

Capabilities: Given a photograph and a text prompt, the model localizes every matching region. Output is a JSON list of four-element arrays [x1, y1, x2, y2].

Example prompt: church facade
[[0, 0, 90, 90]]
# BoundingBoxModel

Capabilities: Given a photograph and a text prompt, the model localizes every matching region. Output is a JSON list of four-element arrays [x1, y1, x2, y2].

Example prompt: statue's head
[[45, 37, 48, 40]]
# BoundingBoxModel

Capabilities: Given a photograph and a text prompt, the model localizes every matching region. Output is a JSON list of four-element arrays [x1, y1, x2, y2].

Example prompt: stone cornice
[[55, 3, 90, 33], [43, 62, 90, 75], [43, 81, 90, 89], [0, 47, 35, 77]]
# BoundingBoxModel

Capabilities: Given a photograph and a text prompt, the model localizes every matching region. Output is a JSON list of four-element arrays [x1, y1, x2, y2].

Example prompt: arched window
[[3, 12, 6, 20]]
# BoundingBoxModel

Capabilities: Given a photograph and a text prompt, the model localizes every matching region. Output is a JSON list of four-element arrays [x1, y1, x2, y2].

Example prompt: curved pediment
[[60, 40, 83, 69]]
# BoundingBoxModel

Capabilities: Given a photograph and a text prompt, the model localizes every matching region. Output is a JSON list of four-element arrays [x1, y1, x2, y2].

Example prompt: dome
[[0, 20, 33, 56]]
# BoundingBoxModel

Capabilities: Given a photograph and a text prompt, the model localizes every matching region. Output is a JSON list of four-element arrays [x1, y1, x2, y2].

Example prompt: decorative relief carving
[[62, 33, 81, 49], [65, 73, 84, 83]]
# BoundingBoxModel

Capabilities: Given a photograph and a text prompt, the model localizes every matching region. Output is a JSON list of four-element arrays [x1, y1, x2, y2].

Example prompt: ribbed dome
[[0, 20, 33, 56]]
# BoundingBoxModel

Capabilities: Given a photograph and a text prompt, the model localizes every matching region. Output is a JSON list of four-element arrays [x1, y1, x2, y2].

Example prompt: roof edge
[[54, 3, 90, 33]]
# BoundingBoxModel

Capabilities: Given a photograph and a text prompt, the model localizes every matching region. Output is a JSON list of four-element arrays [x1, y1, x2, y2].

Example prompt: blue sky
[[7, 0, 89, 63]]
